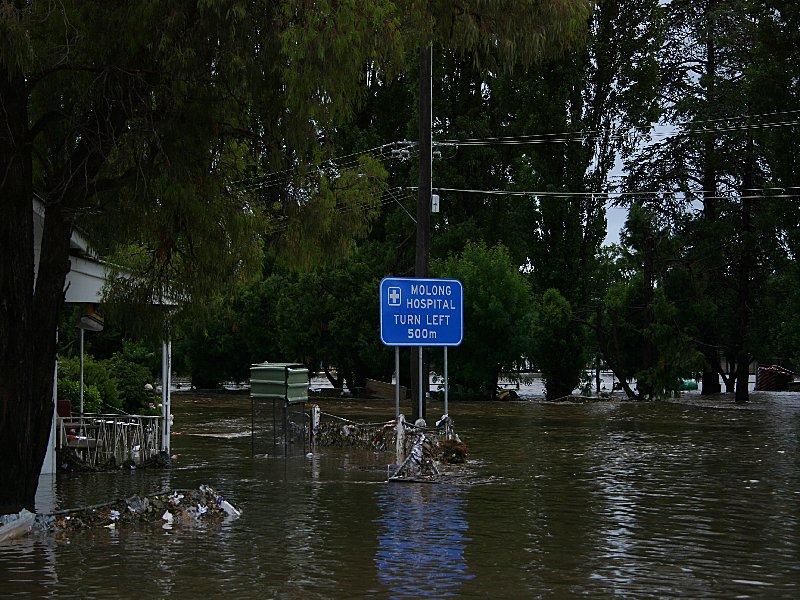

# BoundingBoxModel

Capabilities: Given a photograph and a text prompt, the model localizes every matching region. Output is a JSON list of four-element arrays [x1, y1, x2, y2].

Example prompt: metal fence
[[57, 414, 163, 469], [251, 398, 307, 456]]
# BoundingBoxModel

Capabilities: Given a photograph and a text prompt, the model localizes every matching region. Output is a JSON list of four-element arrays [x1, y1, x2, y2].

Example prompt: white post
[[444, 346, 449, 416], [161, 341, 168, 453], [41, 353, 58, 476], [165, 338, 172, 454], [396, 413, 406, 466], [79, 327, 85, 417], [310, 404, 320, 449]]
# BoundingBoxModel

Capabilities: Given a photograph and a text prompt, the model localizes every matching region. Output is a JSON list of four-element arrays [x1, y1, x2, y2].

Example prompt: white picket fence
[[57, 415, 162, 468]]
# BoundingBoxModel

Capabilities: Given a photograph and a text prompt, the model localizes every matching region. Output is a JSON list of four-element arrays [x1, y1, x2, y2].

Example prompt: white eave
[[33, 197, 177, 306], [64, 254, 107, 304]]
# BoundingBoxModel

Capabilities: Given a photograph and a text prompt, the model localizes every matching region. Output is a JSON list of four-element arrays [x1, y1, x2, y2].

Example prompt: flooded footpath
[[2, 390, 799, 598]]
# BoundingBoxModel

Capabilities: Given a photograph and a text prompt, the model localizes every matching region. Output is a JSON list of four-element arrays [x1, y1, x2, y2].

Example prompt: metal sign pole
[[395, 346, 400, 418], [283, 365, 289, 456], [444, 346, 449, 416], [418, 345, 423, 421]]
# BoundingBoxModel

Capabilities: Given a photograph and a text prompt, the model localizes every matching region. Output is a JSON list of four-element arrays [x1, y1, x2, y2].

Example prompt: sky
[[605, 204, 628, 246]]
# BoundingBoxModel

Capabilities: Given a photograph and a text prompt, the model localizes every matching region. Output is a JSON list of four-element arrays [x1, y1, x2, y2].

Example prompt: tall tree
[[593, 204, 705, 399], [397, 0, 660, 399], [621, 0, 800, 400], [518, 0, 660, 398], [0, 0, 406, 513]]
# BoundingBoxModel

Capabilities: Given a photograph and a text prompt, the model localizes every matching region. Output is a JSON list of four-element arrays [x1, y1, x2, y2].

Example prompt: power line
[[226, 106, 800, 193], [229, 145, 419, 195], [436, 118, 800, 148], [428, 186, 800, 201], [265, 182, 799, 235], [679, 108, 800, 126], [226, 105, 800, 200], [436, 108, 800, 148], [267, 187, 416, 234], [227, 141, 418, 193]]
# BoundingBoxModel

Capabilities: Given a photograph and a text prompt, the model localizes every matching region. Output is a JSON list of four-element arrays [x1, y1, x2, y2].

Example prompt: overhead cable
[[428, 186, 800, 201]]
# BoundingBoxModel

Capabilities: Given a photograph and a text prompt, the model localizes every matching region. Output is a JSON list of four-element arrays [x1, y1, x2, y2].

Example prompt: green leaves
[[530, 288, 588, 400], [433, 241, 533, 397], [0, 1, 34, 76], [272, 154, 389, 267]]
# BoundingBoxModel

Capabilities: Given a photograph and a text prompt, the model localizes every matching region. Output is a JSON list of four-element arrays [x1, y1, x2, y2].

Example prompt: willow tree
[[0, 0, 592, 512], [0, 0, 405, 513]]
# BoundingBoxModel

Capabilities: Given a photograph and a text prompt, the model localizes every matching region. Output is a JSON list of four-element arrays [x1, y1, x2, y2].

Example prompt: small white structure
[[33, 199, 176, 476]]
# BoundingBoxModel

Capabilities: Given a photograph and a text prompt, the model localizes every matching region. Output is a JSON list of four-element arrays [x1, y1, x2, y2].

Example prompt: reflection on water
[[1, 392, 799, 597], [374, 484, 473, 598]]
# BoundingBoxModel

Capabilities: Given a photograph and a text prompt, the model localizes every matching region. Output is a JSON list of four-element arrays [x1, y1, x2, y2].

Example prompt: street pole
[[413, 44, 432, 423], [79, 327, 85, 418]]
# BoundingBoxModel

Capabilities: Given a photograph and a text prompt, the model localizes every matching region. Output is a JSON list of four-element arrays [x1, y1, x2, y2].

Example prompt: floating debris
[[388, 416, 469, 482], [549, 395, 613, 403], [439, 439, 469, 464], [307, 407, 469, 483], [57, 447, 171, 472], [0, 509, 35, 544], [0, 485, 240, 542]]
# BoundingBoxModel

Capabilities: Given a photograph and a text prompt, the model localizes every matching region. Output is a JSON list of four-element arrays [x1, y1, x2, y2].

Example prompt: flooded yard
[[2, 390, 799, 598]]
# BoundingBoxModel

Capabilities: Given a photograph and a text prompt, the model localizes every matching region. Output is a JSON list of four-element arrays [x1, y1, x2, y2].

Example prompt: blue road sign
[[380, 277, 463, 346]]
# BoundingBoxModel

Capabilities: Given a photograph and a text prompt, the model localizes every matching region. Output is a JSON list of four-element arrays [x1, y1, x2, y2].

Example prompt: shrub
[[56, 353, 158, 415], [57, 355, 121, 412], [57, 379, 103, 414], [111, 355, 158, 414], [432, 241, 534, 398]]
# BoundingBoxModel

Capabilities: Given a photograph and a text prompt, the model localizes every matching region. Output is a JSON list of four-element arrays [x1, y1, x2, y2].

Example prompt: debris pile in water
[[309, 411, 469, 483], [0, 509, 35, 544], [313, 420, 396, 451], [438, 439, 469, 464], [312, 413, 468, 463], [1, 485, 240, 542], [57, 448, 171, 472], [389, 416, 469, 481], [50, 485, 240, 532]]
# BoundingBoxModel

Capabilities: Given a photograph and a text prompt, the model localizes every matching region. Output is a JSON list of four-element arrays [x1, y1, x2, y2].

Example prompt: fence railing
[[57, 414, 163, 469]]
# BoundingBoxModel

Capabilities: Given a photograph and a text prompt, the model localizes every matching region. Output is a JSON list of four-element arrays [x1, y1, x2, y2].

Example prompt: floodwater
[[2, 390, 800, 598]]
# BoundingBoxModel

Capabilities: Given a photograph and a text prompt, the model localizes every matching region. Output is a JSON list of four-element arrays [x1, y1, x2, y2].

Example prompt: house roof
[[33, 198, 177, 306]]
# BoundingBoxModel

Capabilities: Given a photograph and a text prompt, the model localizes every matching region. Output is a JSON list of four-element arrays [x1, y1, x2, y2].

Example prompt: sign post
[[380, 277, 463, 419]]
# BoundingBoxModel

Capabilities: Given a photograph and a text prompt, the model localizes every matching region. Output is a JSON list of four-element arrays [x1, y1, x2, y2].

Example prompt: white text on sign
[[379, 277, 463, 347], [394, 314, 452, 325]]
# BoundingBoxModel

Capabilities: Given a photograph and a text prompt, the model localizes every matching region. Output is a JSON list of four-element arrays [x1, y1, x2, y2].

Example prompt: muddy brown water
[[2, 391, 799, 598]]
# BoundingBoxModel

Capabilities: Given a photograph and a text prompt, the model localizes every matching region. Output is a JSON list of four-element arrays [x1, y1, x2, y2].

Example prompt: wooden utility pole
[[412, 45, 432, 422]]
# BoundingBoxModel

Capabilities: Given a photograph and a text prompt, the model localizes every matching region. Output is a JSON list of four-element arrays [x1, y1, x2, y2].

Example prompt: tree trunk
[[701, 365, 721, 395], [324, 366, 344, 390], [698, 4, 723, 398], [0, 65, 36, 513], [545, 379, 576, 401], [735, 353, 750, 402], [595, 310, 639, 400], [723, 364, 735, 393], [0, 65, 71, 513]]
